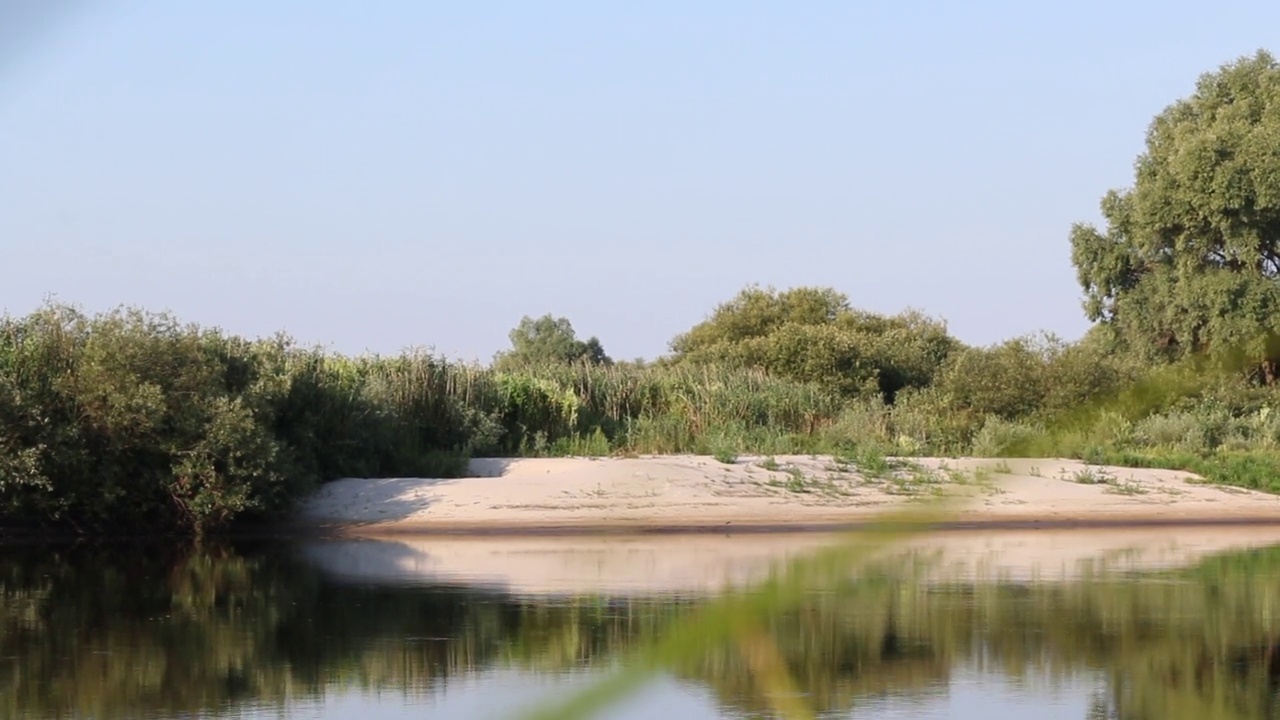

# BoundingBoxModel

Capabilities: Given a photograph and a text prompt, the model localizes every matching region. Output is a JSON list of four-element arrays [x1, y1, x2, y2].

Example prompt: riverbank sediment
[[294, 455, 1280, 535]]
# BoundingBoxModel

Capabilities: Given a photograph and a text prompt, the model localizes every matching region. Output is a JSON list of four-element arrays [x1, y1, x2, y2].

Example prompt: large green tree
[[670, 285, 957, 401], [493, 314, 611, 370], [1070, 50, 1280, 381]]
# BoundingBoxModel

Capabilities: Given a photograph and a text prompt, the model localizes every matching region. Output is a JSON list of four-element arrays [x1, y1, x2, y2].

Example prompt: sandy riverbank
[[294, 454, 1280, 534]]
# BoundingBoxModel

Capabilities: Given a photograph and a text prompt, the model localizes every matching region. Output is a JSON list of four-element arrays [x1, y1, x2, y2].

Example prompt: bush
[[932, 337, 1047, 421], [888, 387, 976, 456], [0, 305, 510, 535], [1132, 411, 1212, 452], [670, 286, 958, 401], [970, 416, 1045, 458], [0, 306, 301, 533]]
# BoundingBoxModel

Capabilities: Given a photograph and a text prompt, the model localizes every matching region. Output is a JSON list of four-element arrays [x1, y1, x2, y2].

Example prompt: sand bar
[[294, 455, 1280, 534]]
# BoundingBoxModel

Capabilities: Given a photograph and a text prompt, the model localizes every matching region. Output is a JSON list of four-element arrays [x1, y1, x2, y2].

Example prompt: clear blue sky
[[2, 1, 1277, 362]]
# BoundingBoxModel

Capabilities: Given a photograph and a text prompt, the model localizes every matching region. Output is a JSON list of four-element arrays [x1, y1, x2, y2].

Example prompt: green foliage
[[0, 304, 506, 534], [0, 304, 860, 535], [969, 416, 1044, 458], [933, 336, 1049, 420], [670, 285, 850, 350], [1070, 50, 1280, 376], [9, 288, 1280, 538], [1068, 448, 1280, 495], [0, 306, 301, 534], [493, 314, 611, 370], [550, 427, 612, 457], [712, 447, 737, 465], [886, 387, 972, 455], [669, 285, 957, 401], [932, 333, 1136, 424], [846, 446, 892, 479]]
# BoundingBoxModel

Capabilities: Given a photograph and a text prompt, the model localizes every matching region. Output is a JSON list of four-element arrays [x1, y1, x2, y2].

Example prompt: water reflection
[[303, 526, 1280, 595], [2, 527, 1280, 719]]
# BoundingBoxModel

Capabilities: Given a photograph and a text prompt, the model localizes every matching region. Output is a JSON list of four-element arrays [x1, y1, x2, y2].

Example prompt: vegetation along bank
[[3, 51, 1280, 535]]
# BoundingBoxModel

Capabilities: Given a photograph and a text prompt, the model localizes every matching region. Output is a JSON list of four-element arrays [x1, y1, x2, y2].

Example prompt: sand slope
[[294, 455, 1280, 533]]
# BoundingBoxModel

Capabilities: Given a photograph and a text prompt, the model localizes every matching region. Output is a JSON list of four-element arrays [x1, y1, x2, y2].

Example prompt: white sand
[[295, 454, 1280, 533]]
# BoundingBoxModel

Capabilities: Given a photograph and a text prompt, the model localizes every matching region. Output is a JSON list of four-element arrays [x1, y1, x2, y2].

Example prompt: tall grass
[[4, 302, 1280, 535], [0, 305, 855, 534]]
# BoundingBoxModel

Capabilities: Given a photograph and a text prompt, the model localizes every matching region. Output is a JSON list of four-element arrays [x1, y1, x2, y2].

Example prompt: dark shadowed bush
[[0, 305, 299, 533], [0, 306, 499, 534]]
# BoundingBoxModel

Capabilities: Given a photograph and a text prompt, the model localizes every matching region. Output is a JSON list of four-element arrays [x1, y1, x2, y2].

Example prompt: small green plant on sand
[[783, 467, 809, 493], [1106, 478, 1148, 496], [836, 447, 893, 480], [1056, 464, 1150, 495], [1065, 466, 1117, 485], [943, 466, 970, 484]]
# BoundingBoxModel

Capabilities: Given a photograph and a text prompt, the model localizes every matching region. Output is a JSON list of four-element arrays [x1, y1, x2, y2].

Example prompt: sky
[[2, 1, 1278, 363]]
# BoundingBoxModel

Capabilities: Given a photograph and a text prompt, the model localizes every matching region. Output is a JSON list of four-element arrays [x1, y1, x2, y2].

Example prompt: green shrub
[[1132, 411, 1211, 452], [889, 387, 976, 456], [0, 306, 302, 533], [970, 416, 1044, 458], [8, 291, 1280, 537], [669, 286, 957, 401], [813, 400, 892, 454], [933, 337, 1047, 421]]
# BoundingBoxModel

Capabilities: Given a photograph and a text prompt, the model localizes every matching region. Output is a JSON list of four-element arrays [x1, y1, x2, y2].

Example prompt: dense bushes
[[0, 306, 300, 533], [669, 286, 957, 403], [0, 304, 856, 534], [4, 294, 1280, 536], [0, 305, 497, 534]]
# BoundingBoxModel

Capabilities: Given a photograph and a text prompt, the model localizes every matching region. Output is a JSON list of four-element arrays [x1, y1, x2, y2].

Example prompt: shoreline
[[293, 514, 1280, 539], [294, 454, 1280, 537]]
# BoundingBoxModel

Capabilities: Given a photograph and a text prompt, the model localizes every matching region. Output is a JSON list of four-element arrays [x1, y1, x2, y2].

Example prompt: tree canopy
[[669, 285, 957, 401], [1070, 49, 1280, 380], [493, 314, 611, 370]]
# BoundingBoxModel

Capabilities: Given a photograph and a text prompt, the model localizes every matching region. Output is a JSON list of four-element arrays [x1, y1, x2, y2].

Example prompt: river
[[4, 525, 1280, 719]]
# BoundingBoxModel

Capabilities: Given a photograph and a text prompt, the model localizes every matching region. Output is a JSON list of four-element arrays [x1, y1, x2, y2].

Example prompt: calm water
[[4, 529, 1280, 720]]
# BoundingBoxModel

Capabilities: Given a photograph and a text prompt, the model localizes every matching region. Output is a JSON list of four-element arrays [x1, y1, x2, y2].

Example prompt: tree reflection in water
[[2, 524, 1280, 720]]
